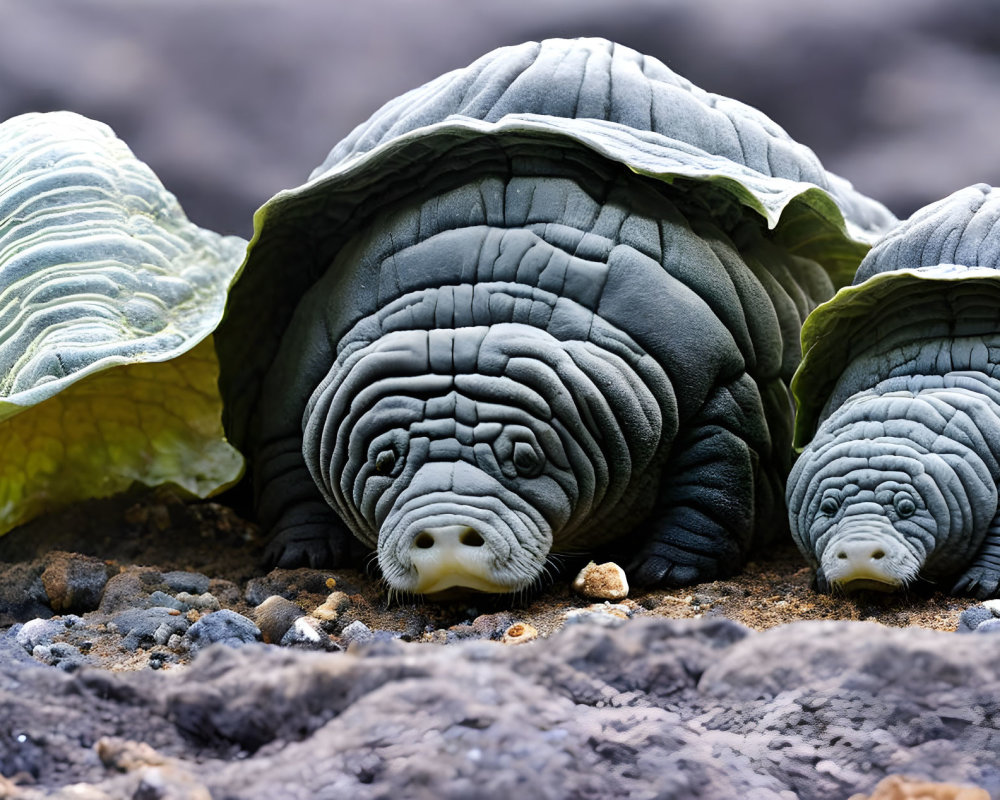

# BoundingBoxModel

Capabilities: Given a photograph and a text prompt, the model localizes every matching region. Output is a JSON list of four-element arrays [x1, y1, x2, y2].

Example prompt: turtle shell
[[216, 37, 896, 451], [0, 111, 246, 535], [792, 183, 1000, 447]]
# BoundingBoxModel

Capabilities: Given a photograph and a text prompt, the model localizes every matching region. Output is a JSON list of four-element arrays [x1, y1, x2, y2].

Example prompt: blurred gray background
[[3, 0, 997, 236]]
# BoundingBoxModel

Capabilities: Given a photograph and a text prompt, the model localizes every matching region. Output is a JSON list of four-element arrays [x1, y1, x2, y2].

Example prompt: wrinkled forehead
[[809, 447, 929, 493]]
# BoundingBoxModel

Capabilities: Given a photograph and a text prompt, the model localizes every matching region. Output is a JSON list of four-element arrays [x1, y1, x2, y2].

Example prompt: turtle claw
[[627, 547, 721, 588], [952, 566, 1000, 600], [263, 520, 353, 569]]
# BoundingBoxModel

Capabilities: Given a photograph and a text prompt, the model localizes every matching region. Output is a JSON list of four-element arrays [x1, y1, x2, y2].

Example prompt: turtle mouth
[[830, 576, 904, 593]]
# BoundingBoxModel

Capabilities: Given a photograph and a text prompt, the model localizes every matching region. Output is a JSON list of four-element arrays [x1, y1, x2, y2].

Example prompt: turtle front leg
[[255, 435, 354, 568], [629, 381, 765, 588], [952, 516, 1000, 599]]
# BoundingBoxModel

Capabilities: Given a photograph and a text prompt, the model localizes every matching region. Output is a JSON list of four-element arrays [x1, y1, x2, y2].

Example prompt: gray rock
[[973, 618, 1000, 634], [15, 616, 83, 652], [0, 618, 999, 798], [31, 642, 88, 672], [162, 571, 212, 595], [186, 610, 260, 652], [339, 620, 374, 648], [958, 605, 995, 632], [146, 591, 188, 612], [174, 592, 221, 612], [110, 608, 190, 652], [99, 570, 164, 614]]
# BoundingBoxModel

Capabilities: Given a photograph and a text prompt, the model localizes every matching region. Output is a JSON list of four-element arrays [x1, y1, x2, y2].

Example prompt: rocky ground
[[4, 2, 1000, 797], [4, 491, 999, 798], [0, 487, 985, 675]]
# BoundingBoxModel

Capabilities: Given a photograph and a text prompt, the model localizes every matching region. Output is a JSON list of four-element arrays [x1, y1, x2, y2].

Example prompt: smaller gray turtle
[[788, 184, 1000, 598]]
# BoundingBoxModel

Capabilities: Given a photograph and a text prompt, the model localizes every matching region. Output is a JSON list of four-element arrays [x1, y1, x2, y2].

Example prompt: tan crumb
[[572, 561, 629, 600]]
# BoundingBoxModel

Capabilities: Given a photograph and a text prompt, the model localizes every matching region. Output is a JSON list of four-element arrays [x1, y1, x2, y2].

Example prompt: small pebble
[[340, 620, 374, 648], [254, 595, 304, 644], [186, 610, 261, 652], [311, 591, 351, 623], [279, 616, 332, 649], [146, 591, 188, 612], [572, 561, 629, 601], [501, 622, 538, 645]]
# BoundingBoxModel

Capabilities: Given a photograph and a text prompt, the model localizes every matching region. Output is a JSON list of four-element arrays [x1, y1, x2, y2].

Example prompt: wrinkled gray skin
[[226, 39, 888, 595], [788, 184, 1000, 598], [258, 170, 830, 594]]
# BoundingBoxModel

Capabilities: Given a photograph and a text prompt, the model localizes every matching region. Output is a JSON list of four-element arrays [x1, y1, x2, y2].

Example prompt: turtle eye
[[374, 448, 397, 475], [893, 493, 917, 518], [819, 496, 840, 516], [512, 441, 543, 478]]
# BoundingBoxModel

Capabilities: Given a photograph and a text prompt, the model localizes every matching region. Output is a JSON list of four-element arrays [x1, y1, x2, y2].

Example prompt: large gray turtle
[[216, 38, 894, 595], [788, 183, 1000, 598]]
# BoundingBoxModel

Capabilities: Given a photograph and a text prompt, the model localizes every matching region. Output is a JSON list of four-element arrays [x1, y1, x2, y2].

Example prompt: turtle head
[[807, 471, 929, 593], [788, 437, 964, 594], [301, 321, 663, 596]]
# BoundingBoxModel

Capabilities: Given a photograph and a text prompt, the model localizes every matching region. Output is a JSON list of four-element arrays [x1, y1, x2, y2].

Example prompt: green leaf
[[0, 111, 246, 535]]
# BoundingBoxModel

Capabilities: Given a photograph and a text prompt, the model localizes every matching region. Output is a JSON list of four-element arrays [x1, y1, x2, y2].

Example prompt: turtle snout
[[408, 524, 498, 594], [820, 522, 920, 593], [834, 538, 888, 569]]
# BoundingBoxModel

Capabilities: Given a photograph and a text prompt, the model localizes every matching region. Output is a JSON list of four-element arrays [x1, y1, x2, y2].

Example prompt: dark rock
[[39, 551, 111, 614], [253, 595, 303, 644], [161, 571, 211, 595], [99, 569, 164, 614], [0, 561, 51, 625], [186, 610, 260, 652]]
